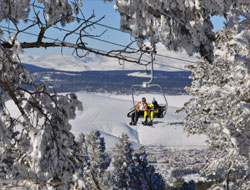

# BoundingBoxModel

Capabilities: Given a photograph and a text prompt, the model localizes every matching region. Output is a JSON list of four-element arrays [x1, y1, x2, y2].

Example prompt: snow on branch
[[114, 0, 250, 62]]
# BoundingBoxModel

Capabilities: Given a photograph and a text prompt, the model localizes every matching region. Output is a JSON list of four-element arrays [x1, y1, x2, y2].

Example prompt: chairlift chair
[[127, 50, 168, 119], [127, 83, 168, 119]]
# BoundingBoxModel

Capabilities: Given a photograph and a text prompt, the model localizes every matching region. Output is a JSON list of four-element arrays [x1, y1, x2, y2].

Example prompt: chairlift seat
[[127, 52, 168, 122], [127, 104, 166, 119]]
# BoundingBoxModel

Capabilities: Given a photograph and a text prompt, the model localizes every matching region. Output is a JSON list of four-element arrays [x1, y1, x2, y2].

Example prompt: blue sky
[[1, 0, 225, 56]]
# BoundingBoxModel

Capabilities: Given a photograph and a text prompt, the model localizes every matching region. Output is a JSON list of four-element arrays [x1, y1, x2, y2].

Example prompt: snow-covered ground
[[6, 92, 206, 149], [70, 92, 207, 149]]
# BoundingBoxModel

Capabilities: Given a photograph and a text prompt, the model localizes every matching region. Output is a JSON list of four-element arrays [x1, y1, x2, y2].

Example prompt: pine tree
[[112, 133, 135, 190], [182, 15, 250, 189], [0, 1, 85, 188], [132, 146, 165, 190], [71, 133, 89, 190], [83, 131, 111, 190], [112, 133, 165, 190], [0, 114, 18, 178]]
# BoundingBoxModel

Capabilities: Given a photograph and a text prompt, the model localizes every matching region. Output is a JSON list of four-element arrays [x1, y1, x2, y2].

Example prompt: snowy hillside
[[6, 92, 206, 149], [70, 92, 207, 149]]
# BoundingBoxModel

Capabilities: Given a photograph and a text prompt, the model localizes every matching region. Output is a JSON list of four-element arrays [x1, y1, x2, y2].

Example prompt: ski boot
[[129, 121, 137, 126], [148, 120, 153, 126]]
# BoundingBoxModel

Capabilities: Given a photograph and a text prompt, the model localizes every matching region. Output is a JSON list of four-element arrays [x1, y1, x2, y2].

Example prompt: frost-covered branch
[[181, 14, 250, 190], [114, 0, 250, 62]]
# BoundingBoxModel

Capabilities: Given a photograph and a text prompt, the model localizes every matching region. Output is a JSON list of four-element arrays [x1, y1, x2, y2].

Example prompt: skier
[[148, 97, 160, 126], [129, 97, 148, 125]]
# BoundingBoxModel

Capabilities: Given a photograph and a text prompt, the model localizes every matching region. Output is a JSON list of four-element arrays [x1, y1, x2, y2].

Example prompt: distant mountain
[[22, 63, 58, 72], [20, 45, 196, 95], [22, 63, 191, 95], [19, 44, 198, 72]]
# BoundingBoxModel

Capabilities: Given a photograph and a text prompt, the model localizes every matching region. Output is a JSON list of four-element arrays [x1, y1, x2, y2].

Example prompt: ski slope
[[70, 92, 207, 149], [6, 91, 207, 149]]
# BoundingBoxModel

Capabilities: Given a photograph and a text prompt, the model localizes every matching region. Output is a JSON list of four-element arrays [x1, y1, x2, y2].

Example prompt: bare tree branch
[[1, 5, 152, 65]]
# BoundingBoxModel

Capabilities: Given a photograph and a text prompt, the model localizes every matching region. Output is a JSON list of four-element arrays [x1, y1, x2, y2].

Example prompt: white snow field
[[70, 92, 207, 149], [7, 92, 206, 149]]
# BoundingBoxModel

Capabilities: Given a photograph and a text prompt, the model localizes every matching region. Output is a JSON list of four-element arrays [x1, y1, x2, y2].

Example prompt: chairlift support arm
[[128, 48, 169, 120], [142, 51, 155, 88], [130, 49, 168, 114]]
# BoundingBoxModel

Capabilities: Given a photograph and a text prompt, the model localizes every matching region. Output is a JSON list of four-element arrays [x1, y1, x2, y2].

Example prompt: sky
[[0, 0, 225, 56], [1, 0, 133, 55]]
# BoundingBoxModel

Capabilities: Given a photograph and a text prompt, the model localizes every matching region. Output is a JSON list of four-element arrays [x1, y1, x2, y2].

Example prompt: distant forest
[[23, 63, 191, 95]]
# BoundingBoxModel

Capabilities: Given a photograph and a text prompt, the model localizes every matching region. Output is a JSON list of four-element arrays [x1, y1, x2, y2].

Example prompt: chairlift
[[127, 50, 168, 119]]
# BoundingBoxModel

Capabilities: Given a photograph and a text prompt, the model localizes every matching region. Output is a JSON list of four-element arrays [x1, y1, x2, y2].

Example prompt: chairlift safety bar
[[131, 84, 168, 110]]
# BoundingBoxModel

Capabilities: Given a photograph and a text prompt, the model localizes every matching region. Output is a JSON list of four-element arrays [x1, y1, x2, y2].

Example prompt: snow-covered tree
[[0, 46, 84, 189], [132, 146, 165, 190], [71, 131, 111, 190], [183, 15, 250, 189], [114, 0, 250, 189], [112, 133, 134, 190], [71, 133, 89, 189], [23, 91, 83, 185], [134, 146, 165, 190], [0, 0, 139, 189], [0, 111, 18, 178], [83, 131, 111, 190], [114, 0, 250, 62], [112, 133, 165, 190]]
